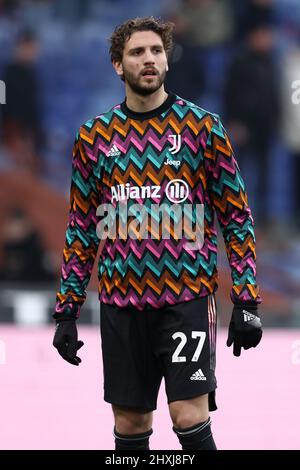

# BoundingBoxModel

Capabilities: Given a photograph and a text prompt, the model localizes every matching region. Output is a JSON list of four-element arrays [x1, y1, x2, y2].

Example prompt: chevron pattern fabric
[[55, 93, 261, 317]]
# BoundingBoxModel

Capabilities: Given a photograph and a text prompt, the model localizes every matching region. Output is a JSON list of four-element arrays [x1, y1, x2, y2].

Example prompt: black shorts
[[100, 295, 217, 412]]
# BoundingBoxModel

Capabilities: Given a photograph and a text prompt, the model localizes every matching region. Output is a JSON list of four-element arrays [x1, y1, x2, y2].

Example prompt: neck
[[124, 85, 168, 113]]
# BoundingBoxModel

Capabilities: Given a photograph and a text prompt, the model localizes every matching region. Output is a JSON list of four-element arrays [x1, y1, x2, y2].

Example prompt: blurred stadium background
[[0, 0, 300, 450]]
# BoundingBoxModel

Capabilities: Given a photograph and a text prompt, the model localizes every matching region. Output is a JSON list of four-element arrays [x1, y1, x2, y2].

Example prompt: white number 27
[[171, 331, 206, 363]]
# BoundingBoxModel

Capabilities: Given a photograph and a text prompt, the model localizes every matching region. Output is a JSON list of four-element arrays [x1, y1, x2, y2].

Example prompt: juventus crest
[[168, 134, 181, 154]]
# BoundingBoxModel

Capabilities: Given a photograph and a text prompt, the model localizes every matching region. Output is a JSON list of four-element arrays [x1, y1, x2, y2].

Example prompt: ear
[[112, 61, 123, 78], [166, 63, 169, 72]]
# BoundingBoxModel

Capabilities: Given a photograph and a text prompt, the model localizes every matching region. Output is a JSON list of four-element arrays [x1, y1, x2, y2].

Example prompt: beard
[[122, 65, 167, 96]]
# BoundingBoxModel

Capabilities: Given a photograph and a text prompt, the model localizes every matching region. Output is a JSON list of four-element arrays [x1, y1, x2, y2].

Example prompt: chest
[[102, 128, 204, 185]]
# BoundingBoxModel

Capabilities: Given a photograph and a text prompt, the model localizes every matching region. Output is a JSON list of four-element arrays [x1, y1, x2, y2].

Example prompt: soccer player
[[53, 17, 262, 450]]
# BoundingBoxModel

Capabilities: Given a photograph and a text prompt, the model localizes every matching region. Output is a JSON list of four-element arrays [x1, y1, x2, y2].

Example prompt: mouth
[[141, 69, 158, 78]]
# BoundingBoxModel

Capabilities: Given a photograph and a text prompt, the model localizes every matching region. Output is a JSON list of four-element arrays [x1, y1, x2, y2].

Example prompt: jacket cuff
[[230, 284, 262, 305]]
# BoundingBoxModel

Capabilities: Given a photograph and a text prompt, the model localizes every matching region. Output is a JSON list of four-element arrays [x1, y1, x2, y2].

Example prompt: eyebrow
[[127, 45, 163, 53]]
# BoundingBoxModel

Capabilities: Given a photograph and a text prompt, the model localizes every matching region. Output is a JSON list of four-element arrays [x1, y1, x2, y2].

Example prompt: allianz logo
[[111, 183, 160, 203], [111, 179, 189, 203]]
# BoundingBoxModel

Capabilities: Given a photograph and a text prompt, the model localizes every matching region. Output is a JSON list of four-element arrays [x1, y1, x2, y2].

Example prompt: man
[[1, 30, 41, 175], [53, 17, 262, 451], [223, 18, 280, 227]]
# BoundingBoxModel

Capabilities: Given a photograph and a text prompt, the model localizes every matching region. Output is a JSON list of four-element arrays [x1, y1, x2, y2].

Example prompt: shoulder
[[77, 102, 122, 143], [174, 94, 221, 128]]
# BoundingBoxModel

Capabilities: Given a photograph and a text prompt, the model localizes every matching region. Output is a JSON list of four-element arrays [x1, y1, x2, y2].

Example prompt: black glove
[[226, 305, 262, 357], [53, 320, 84, 366]]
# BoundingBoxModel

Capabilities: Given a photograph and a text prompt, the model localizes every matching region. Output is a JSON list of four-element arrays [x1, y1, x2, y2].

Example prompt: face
[[248, 28, 273, 53], [17, 40, 39, 63], [113, 30, 169, 96]]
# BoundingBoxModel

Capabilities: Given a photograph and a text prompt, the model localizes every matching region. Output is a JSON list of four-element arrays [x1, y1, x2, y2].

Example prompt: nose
[[143, 49, 155, 65]]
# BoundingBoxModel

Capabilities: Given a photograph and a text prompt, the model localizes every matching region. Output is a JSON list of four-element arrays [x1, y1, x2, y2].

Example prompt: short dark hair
[[109, 16, 175, 63]]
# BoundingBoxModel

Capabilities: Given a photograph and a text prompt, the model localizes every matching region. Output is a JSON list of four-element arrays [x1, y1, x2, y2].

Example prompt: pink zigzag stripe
[[104, 237, 201, 260], [70, 211, 97, 229], [62, 263, 93, 280], [93, 128, 199, 157], [74, 158, 91, 179], [82, 144, 98, 163], [100, 286, 209, 310], [112, 129, 175, 152]]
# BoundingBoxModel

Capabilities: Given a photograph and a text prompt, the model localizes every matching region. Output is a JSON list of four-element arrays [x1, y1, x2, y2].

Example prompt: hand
[[226, 305, 262, 357], [53, 320, 84, 365]]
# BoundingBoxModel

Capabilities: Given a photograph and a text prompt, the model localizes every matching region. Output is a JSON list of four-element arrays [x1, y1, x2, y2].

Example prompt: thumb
[[226, 328, 233, 347], [77, 340, 84, 351], [233, 342, 241, 357], [66, 338, 78, 359]]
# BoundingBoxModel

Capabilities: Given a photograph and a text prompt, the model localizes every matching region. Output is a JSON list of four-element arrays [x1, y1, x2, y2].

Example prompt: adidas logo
[[107, 144, 121, 157], [243, 310, 262, 327], [243, 310, 256, 322], [190, 368, 206, 381]]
